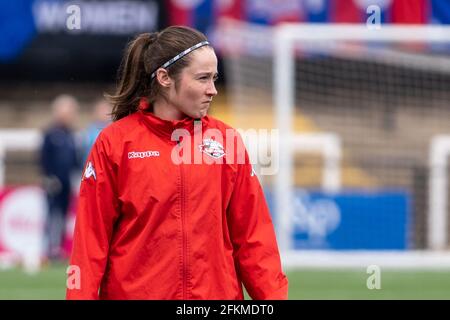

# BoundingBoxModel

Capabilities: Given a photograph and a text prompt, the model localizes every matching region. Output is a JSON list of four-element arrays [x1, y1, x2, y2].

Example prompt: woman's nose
[[206, 81, 218, 96]]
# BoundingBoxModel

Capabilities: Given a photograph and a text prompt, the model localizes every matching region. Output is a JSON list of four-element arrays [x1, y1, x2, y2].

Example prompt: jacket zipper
[[180, 154, 188, 300]]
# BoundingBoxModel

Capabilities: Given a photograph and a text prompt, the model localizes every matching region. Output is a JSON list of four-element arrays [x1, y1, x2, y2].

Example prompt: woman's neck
[[152, 99, 184, 121]]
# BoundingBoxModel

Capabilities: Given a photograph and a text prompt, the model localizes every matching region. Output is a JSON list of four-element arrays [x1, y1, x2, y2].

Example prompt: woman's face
[[167, 47, 218, 119]]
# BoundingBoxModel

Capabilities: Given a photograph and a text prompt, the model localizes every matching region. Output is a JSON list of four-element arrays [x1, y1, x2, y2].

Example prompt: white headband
[[150, 40, 210, 80]]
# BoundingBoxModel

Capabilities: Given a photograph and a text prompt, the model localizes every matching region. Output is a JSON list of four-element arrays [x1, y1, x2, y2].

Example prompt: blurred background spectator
[[40, 94, 80, 262], [79, 98, 112, 164]]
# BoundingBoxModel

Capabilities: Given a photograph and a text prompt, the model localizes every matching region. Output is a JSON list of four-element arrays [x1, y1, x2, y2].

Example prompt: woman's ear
[[156, 68, 172, 88]]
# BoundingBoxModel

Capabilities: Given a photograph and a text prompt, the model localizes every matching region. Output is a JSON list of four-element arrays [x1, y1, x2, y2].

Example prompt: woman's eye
[[198, 75, 218, 81]]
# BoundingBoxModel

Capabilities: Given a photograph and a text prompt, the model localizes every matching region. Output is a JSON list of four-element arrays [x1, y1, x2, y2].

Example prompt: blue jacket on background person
[[39, 94, 80, 261], [41, 124, 79, 189]]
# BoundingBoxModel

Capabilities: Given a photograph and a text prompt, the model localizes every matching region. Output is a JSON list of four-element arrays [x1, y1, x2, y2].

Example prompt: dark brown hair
[[106, 26, 208, 121]]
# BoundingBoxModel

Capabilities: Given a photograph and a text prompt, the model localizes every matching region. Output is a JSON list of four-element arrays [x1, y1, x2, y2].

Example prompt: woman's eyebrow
[[195, 72, 219, 77]]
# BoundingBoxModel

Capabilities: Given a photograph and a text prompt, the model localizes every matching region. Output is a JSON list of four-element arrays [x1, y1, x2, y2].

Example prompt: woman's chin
[[195, 108, 208, 118]]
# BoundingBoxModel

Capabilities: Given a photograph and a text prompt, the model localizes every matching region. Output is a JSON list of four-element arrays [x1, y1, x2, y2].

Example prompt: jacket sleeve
[[66, 132, 120, 300], [226, 136, 289, 300]]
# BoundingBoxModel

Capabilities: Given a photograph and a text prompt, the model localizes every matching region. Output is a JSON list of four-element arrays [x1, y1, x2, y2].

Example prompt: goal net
[[213, 21, 450, 267]]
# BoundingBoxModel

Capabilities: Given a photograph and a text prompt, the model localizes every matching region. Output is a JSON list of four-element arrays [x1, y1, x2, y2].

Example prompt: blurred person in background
[[40, 94, 80, 263], [79, 98, 112, 163], [67, 26, 288, 300]]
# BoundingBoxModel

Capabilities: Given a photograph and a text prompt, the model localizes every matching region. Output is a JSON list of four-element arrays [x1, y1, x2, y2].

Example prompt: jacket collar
[[138, 99, 209, 141]]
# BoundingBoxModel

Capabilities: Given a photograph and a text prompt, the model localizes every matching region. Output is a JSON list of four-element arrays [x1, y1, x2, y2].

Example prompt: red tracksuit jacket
[[66, 109, 288, 300]]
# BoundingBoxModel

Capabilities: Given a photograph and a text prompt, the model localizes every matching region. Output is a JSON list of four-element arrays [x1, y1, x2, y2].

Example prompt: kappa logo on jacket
[[198, 138, 226, 159], [128, 150, 160, 159], [83, 161, 96, 181]]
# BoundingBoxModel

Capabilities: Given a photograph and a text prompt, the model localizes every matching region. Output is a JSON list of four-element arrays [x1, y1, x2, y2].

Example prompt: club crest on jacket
[[198, 138, 226, 159]]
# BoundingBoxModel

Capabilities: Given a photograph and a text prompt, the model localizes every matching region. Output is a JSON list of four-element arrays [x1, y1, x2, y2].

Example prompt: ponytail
[[106, 33, 156, 121]]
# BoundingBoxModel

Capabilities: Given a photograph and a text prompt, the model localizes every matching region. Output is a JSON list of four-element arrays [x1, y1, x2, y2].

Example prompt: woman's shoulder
[[96, 112, 142, 143]]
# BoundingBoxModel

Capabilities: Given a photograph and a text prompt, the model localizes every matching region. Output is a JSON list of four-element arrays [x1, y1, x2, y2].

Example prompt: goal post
[[215, 21, 450, 264], [428, 135, 450, 251], [273, 24, 450, 254], [0, 130, 42, 188]]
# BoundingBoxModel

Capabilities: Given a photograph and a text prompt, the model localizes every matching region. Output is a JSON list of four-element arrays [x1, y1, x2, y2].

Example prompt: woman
[[67, 26, 288, 300]]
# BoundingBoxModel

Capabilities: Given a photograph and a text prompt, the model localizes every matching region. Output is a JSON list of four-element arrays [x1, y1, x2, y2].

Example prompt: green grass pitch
[[0, 264, 449, 299]]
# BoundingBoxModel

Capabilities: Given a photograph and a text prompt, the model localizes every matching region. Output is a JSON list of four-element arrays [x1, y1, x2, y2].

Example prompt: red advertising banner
[[0, 186, 76, 272]]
